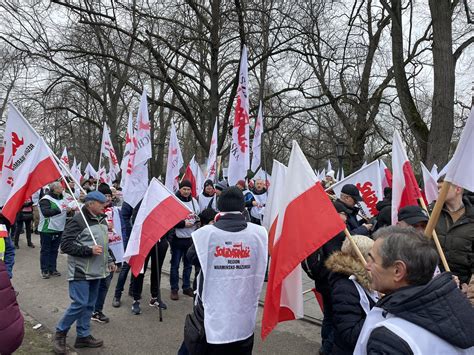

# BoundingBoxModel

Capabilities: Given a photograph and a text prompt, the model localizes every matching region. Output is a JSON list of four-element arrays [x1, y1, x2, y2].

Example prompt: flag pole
[[424, 181, 451, 239], [51, 152, 87, 195], [56, 164, 98, 245], [419, 196, 451, 271], [154, 243, 163, 322], [343, 228, 366, 266]]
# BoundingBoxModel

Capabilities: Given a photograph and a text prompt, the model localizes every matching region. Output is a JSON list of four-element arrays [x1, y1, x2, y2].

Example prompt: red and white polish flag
[[183, 155, 204, 198], [261, 159, 286, 255], [251, 101, 263, 172], [2, 138, 61, 224], [205, 120, 218, 182], [379, 159, 392, 190], [228, 45, 250, 186], [445, 107, 474, 192], [261, 141, 346, 339], [0, 103, 40, 206], [391, 131, 422, 225], [165, 121, 184, 193], [123, 178, 191, 277]]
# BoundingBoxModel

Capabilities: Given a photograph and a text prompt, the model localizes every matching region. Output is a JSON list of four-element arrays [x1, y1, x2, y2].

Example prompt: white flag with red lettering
[[134, 90, 152, 166], [120, 112, 134, 188], [100, 123, 120, 176], [329, 161, 383, 218], [2, 138, 61, 224], [84, 163, 97, 180], [60, 148, 70, 170], [228, 45, 250, 186], [165, 121, 184, 193], [124, 178, 191, 276], [261, 141, 345, 339], [70, 158, 83, 185], [205, 120, 218, 182], [0, 103, 40, 206], [251, 101, 263, 172]]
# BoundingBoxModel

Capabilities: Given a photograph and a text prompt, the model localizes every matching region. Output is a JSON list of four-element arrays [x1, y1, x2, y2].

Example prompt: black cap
[[217, 186, 244, 212], [179, 179, 192, 189], [341, 184, 363, 202], [398, 206, 429, 226], [97, 183, 112, 195]]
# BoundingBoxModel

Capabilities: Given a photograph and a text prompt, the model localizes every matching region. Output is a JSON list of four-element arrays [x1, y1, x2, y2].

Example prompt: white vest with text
[[192, 222, 268, 344], [38, 195, 68, 233]]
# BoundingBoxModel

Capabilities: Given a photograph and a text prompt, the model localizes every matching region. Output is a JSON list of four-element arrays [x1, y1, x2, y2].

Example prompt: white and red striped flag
[[122, 90, 152, 208], [445, 107, 474, 192], [421, 162, 438, 205], [228, 45, 250, 186], [261, 160, 286, 255], [261, 141, 346, 339], [100, 123, 120, 177], [120, 111, 134, 188], [182, 155, 204, 198], [379, 160, 392, 190], [2, 138, 61, 224], [205, 120, 218, 182], [123, 178, 191, 276], [391, 131, 422, 225], [0, 103, 40, 206], [251, 101, 263, 172], [165, 121, 183, 193]]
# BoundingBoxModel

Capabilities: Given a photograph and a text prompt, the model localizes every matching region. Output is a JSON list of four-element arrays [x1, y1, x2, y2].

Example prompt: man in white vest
[[250, 178, 267, 225], [38, 181, 70, 279], [182, 186, 268, 355], [355, 226, 474, 355]]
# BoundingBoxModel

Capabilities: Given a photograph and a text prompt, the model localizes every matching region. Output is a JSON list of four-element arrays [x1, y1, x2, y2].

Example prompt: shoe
[[183, 288, 194, 297], [149, 297, 167, 310], [74, 334, 104, 348], [41, 271, 50, 279], [50, 271, 61, 277], [170, 290, 179, 301], [28, 243, 35, 248], [112, 297, 121, 308], [53, 331, 67, 354], [91, 311, 110, 323], [131, 301, 141, 315]]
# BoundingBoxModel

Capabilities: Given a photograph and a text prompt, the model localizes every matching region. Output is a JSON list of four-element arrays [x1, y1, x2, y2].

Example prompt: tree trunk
[[427, 0, 454, 168]]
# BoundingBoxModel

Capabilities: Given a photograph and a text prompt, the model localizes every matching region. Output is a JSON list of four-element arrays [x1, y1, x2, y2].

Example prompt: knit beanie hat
[[215, 180, 228, 191], [179, 179, 192, 189], [217, 186, 244, 212]]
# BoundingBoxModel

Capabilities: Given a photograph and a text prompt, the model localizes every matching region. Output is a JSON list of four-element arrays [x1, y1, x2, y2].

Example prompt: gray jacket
[[61, 206, 113, 281]]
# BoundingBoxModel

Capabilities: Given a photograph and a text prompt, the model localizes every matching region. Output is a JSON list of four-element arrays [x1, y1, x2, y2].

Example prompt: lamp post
[[336, 141, 346, 180]]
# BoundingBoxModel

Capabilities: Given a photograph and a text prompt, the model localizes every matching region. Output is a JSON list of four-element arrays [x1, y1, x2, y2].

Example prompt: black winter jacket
[[434, 195, 474, 284], [366, 273, 474, 354], [338, 199, 369, 236], [374, 198, 391, 232]]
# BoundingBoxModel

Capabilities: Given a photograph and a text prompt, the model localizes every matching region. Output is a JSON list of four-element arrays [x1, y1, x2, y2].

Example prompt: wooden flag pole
[[344, 228, 367, 266], [424, 181, 451, 238], [418, 197, 450, 271]]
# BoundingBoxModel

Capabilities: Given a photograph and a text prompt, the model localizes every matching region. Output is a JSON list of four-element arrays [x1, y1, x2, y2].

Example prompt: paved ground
[[11, 233, 322, 354]]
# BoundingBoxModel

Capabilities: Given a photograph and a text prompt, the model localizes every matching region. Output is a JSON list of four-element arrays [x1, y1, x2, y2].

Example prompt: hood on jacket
[[325, 251, 372, 290], [377, 272, 474, 349]]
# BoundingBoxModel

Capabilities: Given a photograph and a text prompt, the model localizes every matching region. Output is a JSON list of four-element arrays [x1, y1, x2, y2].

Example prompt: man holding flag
[[54, 191, 116, 354]]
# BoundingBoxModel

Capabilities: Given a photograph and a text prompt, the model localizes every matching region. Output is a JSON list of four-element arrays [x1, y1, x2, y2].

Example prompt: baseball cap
[[398, 206, 429, 226]]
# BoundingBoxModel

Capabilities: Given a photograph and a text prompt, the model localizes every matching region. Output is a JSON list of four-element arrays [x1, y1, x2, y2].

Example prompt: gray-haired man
[[355, 226, 474, 354], [53, 191, 116, 354]]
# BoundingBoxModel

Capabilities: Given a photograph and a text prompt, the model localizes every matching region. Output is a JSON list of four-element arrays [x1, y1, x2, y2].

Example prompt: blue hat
[[84, 191, 107, 203]]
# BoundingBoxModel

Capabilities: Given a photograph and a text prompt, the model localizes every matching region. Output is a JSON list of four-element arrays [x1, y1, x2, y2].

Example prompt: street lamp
[[336, 141, 346, 179]]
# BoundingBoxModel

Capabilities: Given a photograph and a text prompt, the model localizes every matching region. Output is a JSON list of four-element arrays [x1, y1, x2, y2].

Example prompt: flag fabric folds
[[165, 121, 184, 193], [183, 155, 204, 198], [2, 138, 61, 224], [391, 132, 422, 225], [228, 45, 250, 186], [445, 107, 474, 192], [123, 178, 191, 277], [261, 141, 346, 339], [205, 120, 218, 182], [421, 162, 439, 205], [251, 101, 263, 172]]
